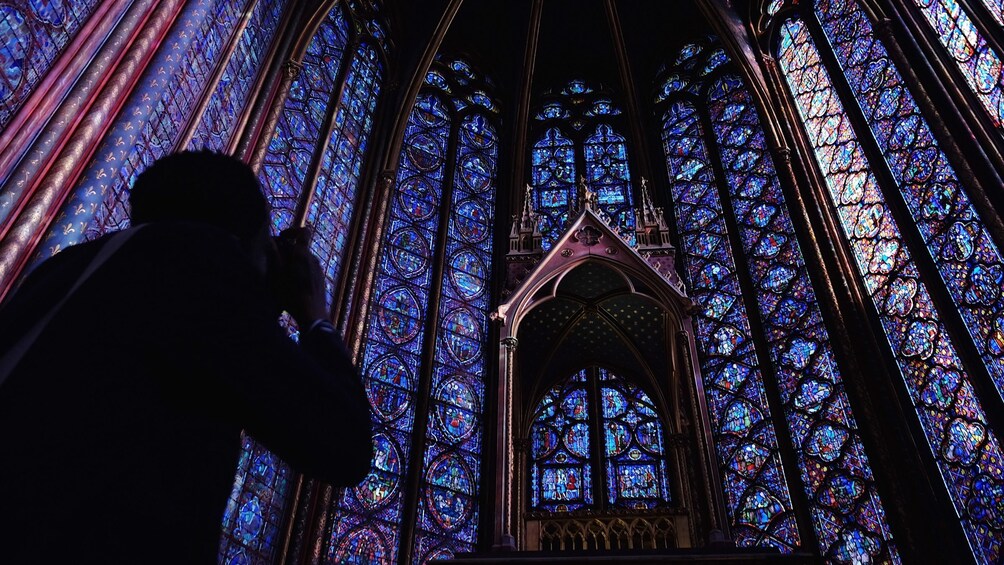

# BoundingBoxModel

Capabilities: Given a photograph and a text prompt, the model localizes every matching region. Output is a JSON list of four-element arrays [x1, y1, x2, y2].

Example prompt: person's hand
[[274, 227, 328, 327]]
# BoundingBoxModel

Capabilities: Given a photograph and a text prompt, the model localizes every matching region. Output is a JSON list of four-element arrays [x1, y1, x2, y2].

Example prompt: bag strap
[[0, 226, 145, 387]]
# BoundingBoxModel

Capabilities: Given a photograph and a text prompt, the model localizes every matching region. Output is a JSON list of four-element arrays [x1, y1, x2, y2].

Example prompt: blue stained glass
[[34, 0, 253, 263], [189, 0, 286, 151], [778, 17, 1004, 563], [532, 128, 576, 250], [584, 124, 635, 245], [704, 68, 897, 559], [329, 94, 451, 565], [0, 1, 100, 131], [307, 42, 384, 308], [661, 99, 799, 551], [260, 3, 349, 234], [218, 433, 291, 561], [412, 111, 498, 563], [816, 0, 1004, 405], [530, 371, 595, 512], [599, 368, 672, 509], [911, 0, 1004, 126]]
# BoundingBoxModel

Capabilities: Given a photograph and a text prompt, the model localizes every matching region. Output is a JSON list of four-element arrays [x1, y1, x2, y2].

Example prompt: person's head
[[129, 151, 270, 242], [129, 151, 275, 274]]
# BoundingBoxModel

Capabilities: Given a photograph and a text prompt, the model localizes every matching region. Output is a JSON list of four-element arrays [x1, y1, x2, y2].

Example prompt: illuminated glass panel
[[977, 0, 1004, 25], [189, 0, 285, 151], [0, 0, 100, 130], [584, 124, 635, 245], [911, 0, 1004, 125], [411, 113, 498, 563], [260, 3, 349, 234], [816, 0, 1004, 402], [328, 94, 451, 564], [532, 127, 576, 250], [218, 433, 292, 564], [706, 71, 898, 560], [598, 368, 671, 509], [529, 370, 595, 512], [307, 42, 383, 307], [661, 100, 800, 551], [778, 17, 1004, 563], [34, 0, 253, 262]]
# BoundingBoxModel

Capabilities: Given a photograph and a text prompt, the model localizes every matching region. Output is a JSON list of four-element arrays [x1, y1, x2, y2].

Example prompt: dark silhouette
[[0, 151, 372, 563]]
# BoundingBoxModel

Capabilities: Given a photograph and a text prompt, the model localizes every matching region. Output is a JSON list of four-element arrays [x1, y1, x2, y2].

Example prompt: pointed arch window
[[327, 57, 499, 564], [771, 2, 1004, 561], [219, 3, 388, 563], [530, 81, 635, 250], [656, 37, 897, 559], [529, 367, 672, 513]]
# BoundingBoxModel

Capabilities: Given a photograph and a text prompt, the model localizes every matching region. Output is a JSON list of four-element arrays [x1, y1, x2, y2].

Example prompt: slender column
[[0, 0, 186, 299], [494, 335, 518, 550], [601, 0, 652, 181], [248, 61, 303, 169], [0, 0, 132, 185], [510, 0, 543, 211]]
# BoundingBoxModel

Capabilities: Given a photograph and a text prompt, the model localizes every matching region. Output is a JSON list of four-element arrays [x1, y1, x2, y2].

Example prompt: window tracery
[[774, 5, 1004, 561]]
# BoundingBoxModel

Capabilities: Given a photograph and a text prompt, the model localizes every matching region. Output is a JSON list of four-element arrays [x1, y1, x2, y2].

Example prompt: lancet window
[[530, 81, 635, 250], [656, 37, 897, 560], [326, 56, 499, 564], [769, 1, 1004, 561]]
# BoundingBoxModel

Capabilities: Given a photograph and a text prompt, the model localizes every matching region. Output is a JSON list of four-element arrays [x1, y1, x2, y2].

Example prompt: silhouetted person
[[0, 151, 372, 563]]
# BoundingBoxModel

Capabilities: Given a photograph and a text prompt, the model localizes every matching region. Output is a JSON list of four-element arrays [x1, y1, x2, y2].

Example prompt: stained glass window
[[777, 15, 1004, 563], [528, 368, 672, 513], [188, 0, 287, 152], [661, 97, 800, 551], [259, 3, 349, 234], [222, 5, 386, 563], [910, 0, 1004, 126], [0, 0, 101, 130], [306, 41, 384, 306], [327, 58, 499, 565], [32, 0, 273, 263], [598, 368, 671, 509], [530, 371, 595, 512], [532, 127, 576, 250], [584, 124, 635, 245], [530, 81, 635, 251]]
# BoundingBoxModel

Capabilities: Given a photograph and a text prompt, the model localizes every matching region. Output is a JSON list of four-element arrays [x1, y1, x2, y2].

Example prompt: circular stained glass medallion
[[454, 200, 489, 243], [388, 228, 429, 277], [444, 308, 481, 364], [365, 355, 413, 421], [458, 154, 491, 191], [604, 421, 631, 456], [636, 421, 663, 455], [532, 424, 560, 458], [449, 250, 486, 299], [355, 434, 401, 509], [425, 453, 474, 531], [434, 378, 478, 440], [235, 494, 264, 541], [332, 527, 389, 564], [397, 176, 438, 220], [565, 423, 591, 458], [378, 287, 421, 344], [406, 133, 442, 171]]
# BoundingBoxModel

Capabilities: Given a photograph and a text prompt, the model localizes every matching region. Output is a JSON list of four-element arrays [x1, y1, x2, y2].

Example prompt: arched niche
[[492, 209, 726, 552]]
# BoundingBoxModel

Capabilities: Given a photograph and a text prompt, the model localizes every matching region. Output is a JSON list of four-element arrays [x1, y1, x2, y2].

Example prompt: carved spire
[[509, 184, 542, 254], [634, 177, 673, 250]]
